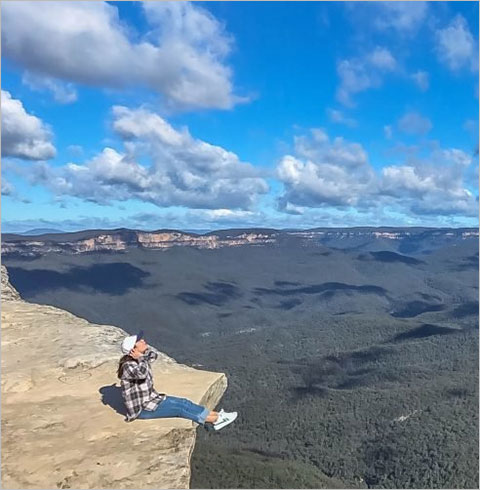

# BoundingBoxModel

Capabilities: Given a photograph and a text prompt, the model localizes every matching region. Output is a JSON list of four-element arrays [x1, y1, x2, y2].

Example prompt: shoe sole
[[213, 412, 238, 431]]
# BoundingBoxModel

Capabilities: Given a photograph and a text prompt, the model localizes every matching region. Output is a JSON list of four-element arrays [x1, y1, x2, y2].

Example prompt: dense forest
[[187, 313, 478, 488], [4, 231, 478, 488]]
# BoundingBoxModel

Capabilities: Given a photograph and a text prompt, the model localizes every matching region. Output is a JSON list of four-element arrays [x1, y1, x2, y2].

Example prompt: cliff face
[[2, 228, 477, 256], [1, 265, 20, 300], [1, 230, 276, 255], [1, 265, 227, 489]]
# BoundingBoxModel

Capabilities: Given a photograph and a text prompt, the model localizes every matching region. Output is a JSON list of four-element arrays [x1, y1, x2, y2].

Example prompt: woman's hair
[[117, 354, 134, 379]]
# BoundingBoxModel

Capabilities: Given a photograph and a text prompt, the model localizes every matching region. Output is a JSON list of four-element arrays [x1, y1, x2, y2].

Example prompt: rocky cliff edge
[[1, 265, 227, 489]]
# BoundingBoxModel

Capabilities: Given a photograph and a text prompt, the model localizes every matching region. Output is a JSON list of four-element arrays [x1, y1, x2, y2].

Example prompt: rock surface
[[1, 265, 227, 489], [1, 264, 20, 301]]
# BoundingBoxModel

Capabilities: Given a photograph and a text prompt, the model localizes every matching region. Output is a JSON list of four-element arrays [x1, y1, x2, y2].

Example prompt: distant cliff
[[2, 226, 478, 256], [1, 264, 227, 489]]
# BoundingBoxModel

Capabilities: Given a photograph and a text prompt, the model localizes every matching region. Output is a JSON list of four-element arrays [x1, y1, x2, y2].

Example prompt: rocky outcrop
[[2, 227, 477, 257], [1, 265, 227, 489], [1, 265, 20, 301]]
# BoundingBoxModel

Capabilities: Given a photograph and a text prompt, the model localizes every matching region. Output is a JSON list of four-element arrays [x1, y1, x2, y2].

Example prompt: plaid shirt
[[120, 348, 166, 422]]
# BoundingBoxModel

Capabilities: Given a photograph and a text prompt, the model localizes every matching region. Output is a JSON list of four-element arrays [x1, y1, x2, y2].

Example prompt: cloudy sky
[[1, 1, 478, 233]]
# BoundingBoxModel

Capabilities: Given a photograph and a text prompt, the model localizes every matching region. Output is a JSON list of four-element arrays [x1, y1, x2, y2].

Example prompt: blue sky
[[1, 1, 478, 233]]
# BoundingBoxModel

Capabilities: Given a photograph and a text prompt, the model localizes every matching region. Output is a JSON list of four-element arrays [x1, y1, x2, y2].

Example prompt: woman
[[118, 331, 237, 431]]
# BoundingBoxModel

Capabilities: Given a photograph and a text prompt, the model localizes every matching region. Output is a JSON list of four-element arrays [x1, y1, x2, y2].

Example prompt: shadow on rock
[[99, 383, 127, 417]]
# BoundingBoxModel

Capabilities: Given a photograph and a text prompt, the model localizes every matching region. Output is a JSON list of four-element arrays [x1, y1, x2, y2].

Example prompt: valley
[[2, 227, 478, 488]]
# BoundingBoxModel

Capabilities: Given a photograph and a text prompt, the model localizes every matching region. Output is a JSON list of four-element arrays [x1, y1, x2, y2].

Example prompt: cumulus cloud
[[327, 108, 357, 127], [398, 111, 432, 135], [435, 14, 478, 72], [22, 72, 77, 104], [277, 129, 377, 209], [277, 129, 477, 218], [2, 1, 244, 109], [32, 106, 268, 210], [33, 147, 152, 204], [1, 90, 56, 160], [336, 47, 397, 106], [380, 148, 477, 216], [411, 70, 429, 91]]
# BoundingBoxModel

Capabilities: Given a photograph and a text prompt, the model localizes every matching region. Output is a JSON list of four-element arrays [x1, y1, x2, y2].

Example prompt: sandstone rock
[[1, 230, 278, 255], [1, 265, 227, 489], [2, 228, 477, 257], [1, 265, 21, 301]]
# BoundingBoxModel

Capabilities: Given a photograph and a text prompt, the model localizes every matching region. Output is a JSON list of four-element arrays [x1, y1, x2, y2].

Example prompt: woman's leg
[[138, 396, 216, 424], [205, 411, 219, 423], [175, 397, 216, 424]]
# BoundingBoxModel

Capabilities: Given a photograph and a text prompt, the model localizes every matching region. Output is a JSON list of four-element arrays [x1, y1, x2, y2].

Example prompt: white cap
[[121, 330, 144, 355]]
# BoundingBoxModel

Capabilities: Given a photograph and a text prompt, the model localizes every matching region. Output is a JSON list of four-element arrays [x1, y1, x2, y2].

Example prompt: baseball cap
[[121, 330, 144, 355]]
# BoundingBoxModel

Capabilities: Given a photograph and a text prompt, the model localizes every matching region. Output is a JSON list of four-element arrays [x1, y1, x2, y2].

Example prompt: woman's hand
[[129, 347, 143, 359]]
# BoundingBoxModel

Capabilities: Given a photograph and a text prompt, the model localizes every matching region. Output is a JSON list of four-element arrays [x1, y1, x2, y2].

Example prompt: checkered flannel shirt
[[120, 348, 166, 422]]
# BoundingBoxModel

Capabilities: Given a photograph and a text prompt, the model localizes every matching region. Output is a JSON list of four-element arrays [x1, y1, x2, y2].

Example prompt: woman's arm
[[122, 359, 150, 380]]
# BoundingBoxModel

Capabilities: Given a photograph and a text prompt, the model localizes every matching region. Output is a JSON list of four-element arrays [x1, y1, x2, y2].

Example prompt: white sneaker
[[213, 410, 238, 431], [213, 409, 227, 426]]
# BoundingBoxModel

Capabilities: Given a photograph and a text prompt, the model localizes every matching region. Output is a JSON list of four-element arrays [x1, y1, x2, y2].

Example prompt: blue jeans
[[137, 396, 210, 424]]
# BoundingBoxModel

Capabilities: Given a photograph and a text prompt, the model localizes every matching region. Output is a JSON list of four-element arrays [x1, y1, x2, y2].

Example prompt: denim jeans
[[137, 395, 210, 424]]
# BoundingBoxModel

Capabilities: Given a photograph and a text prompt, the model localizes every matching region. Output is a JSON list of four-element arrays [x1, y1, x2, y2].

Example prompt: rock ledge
[[1, 265, 227, 489]]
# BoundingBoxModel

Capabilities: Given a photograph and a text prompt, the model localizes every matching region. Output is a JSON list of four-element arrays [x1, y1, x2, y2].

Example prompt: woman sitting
[[117, 330, 237, 431]]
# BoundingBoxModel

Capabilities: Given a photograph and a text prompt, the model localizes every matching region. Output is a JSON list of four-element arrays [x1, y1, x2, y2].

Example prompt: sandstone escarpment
[[1, 229, 277, 256], [1, 265, 227, 489], [2, 227, 477, 257]]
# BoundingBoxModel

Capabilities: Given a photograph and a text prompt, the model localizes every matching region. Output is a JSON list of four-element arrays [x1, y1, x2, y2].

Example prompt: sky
[[1, 1, 479, 233]]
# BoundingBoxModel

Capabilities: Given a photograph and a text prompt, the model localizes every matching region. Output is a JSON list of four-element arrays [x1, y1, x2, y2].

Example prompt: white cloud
[[398, 111, 432, 135], [327, 108, 357, 127], [382, 166, 437, 195], [381, 165, 476, 216], [380, 147, 477, 216], [345, 1, 428, 36], [1, 90, 56, 160], [336, 47, 397, 106], [411, 70, 429, 91], [198, 209, 256, 221], [277, 128, 477, 218], [384, 125, 393, 139], [277, 129, 377, 209], [372, 1, 428, 33], [2, 1, 244, 110], [435, 14, 478, 72], [32, 106, 268, 210], [368, 47, 397, 70], [441, 148, 473, 168], [22, 72, 77, 104], [1, 177, 14, 196]]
